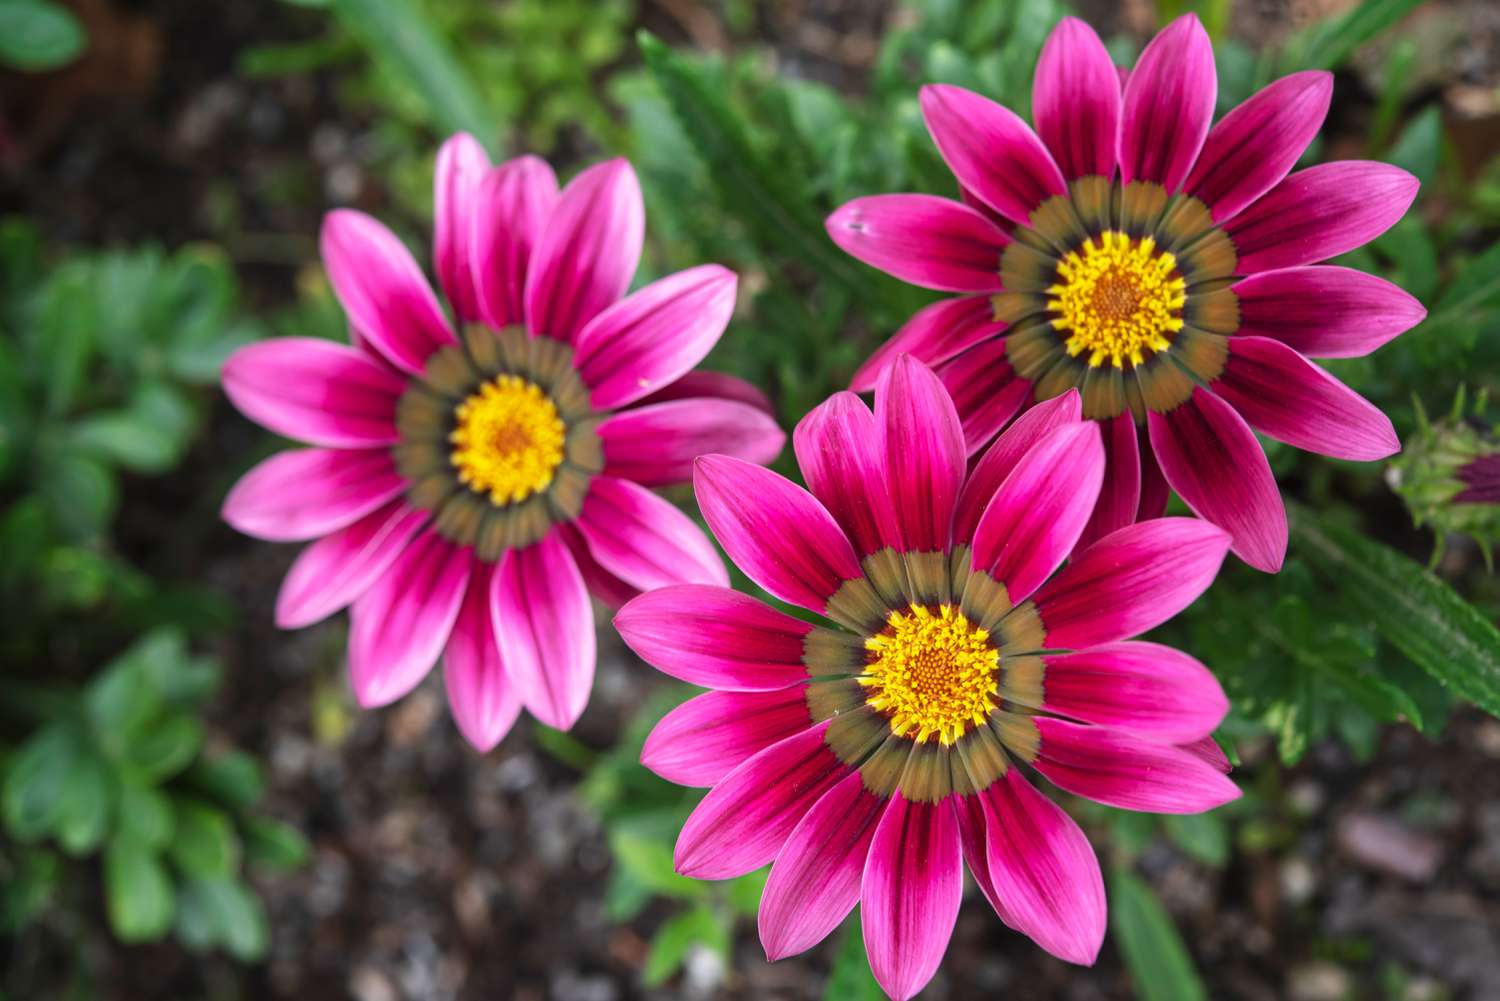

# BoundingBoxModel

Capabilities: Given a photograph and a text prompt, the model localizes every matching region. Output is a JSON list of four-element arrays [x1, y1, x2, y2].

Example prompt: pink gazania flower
[[615, 356, 1238, 1000], [221, 135, 785, 750], [826, 13, 1425, 572]]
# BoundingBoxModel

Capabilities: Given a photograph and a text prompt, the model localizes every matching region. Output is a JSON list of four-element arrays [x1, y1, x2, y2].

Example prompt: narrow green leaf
[[1110, 867, 1207, 1001], [104, 836, 174, 942], [823, 913, 884, 1001], [0, 0, 86, 71], [1385, 106, 1443, 187], [1279, 0, 1425, 73]]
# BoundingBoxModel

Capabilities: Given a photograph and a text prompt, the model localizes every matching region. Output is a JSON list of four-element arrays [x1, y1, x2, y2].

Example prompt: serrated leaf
[[823, 913, 884, 1001], [1110, 867, 1207, 1001], [168, 800, 240, 878], [104, 836, 174, 941]]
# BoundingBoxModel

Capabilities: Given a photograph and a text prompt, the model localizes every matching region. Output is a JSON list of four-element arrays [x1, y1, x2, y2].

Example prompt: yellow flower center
[[860, 604, 999, 746], [1047, 230, 1186, 368], [449, 374, 566, 506]]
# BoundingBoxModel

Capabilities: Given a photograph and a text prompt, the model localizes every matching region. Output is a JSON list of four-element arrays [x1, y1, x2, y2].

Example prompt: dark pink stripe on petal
[[1137, 434, 1170, 520], [524, 158, 644, 343], [442, 563, 522, 752], [879, 355, 968, 551], [1033, 16, 1121, 180], [576, 476, 727, 591], [491, 534, 596, 730], [937, 339, 1032, 455], [1032, 516, 1231, 648], [920, 84, 1068, 225], [952, 792, 1019, 930], [433, 133, 490, 323], [275, 502, 428, 629], [472, 155, 559, 330], [1034, 717, 1241, 813], [954, 389, 1084, 545], [643, 687, 813, 788], [1180, 735, 1233, 773], [614, 584, 813, 691], [1119, 13, 1217, 192], [557, 521, 637, 611], [222, 448, 404, 542], [1147, 389, 1287, 572], [222, 338, 404, 448], [850, 295, 1006, 394], [1224, 162, 1419, 273], [1075, 413, 1142, 552], [1041, 641, 1229, 742], [1213, 336, 1399, 460], [599, 398, 785, 487], [793, 392, 900, 557], [826, 195, 1009, 292], [634, 370, 775, 415], [1233, 265, 1427, 358]]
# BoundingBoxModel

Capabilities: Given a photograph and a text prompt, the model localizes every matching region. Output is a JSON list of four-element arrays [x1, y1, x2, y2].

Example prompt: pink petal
[[759, 772, 888, 960], [275, 502, 428, 629], [825, 195, 1009, 292], [953, 389, 1084, 545], [574, 265, 739, 409], [472, 155, 559, 329], [1233, 265, 1427, 358], [861, 795, 963, 1001], [1032, 517, 1231, 648], [221, 338, 404, 448], [614, 584, 813, 691], [1032, 16, 1121, 180], [971, 422, 1105, 603], [1212, 336, 1398, 460], [558, 521, 637, 610], [1119, 13, 1217, 192], [1147, 389, 1288, 572], [982, 769, 1106, 965], [643, 687, 813, 787], [524, 158, 643, 342], [443, 564, 521, 752], [491, 534, 596, 729], [920, 84, 1068, 225], [1041, 641, 1229, 742], [879, 355, 967, 552], [1034, 717, 1241, 813], [1224, 162, 1420, 273], [320, 210, 455, 376], [952, 792, 1019, 930], [222, 448, 404, 542], [849, 295, 1005, 394], [575, 476, 727, 591], [793, 392, 900, 557], [674, 721, 847, 879], [348, 532, 471, 708], [694, 455, 861, 614], [1181, 735, 1232, 773], [635, 369, 775, 415], [1138, 439, 1170, 520], [937, 339, 1033, 455], [433, 133, 490, 323], [1076, 413, 1142, 551], [1185, 71, 1333, 221], [599, 397, 784, 487]]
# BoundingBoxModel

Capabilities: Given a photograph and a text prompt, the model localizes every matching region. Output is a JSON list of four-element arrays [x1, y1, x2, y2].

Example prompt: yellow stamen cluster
[[860, 604, 999, 746], [449, 375, 566, 506], [1047, 230, 1186, 368]]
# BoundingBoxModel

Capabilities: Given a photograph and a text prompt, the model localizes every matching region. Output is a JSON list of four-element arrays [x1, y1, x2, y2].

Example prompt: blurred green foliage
[[0, 0, 85, 71]]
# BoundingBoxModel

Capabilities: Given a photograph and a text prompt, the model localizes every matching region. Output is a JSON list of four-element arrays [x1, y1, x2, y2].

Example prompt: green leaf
[[184, 752, 264, 811], [823, 913, 884, 1001], [1291, 505, 1500, 718], [1278, 0, 1425, 73], [52, 748, 111, 855], [0, 847, 59, 933], [0, 0, 86, 71], [125, 713, 202, 782], [1385, 106, 1443, 187], [242, 815, 310, 870], [37, 451, 118, 541], [3, 724, 79, 839], [1110, 867, 1207, 1001], [86, 654, 163, 756], [167, 800, 240, 878], [725, 868, 767, 917], [104, 836, 174, 941], [642, 906, 726, 987], [32, 262, 96, 416], [1163, 812, 1230, 867], [176, 877, 270, 961], [116, 775, 175, 850], [610, 828, 707, 901]]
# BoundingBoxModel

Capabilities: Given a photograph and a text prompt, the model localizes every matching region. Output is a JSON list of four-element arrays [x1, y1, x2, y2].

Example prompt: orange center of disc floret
[[449, 374, 566, 506], [1047, 230, 1187, 368], [860, 604, 1000, 746]]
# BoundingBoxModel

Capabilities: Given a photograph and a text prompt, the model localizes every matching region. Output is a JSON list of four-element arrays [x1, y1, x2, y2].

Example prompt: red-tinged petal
[[1033, 16, 1121, 180], [825, 195, 1008, 292], [1032, 517, 1231, 648], [695, 455, 861, 613], [634, 370, 775, 415], [348, 532, 471, 708], [442, 563, 521, 752], [759, 772, 888, 960], [1212, 336, 1399, 460], [850, 295, 1005, 394], [1138, 436, 1170, 520], [1041, 641, 1228, 742], [222, 448, 404, 542], [1233, 265, 1427, 358], [575, 476, 727, 591], [472, 155, 559, 329], [491, 534, 595, 730], [320, 210, 455, 376], [524, 158, 644, 342], [615, 584, 814, 691], [1119, 13, 1216, 192], [275, 502, 428, 629], [221, 338, 404, 448], [879, 355, 967, 552], [1147, 389, 1287, 572], [1180, 735, 1232, 773], [643, 687, 814, 788], [920, 84, 1068, 225], [861, 795, 963, 1001], [674, 721, 847, 879], [574, 264, 738, 409], [1185, 71, 1333, 221], [557, 521, 637, 610], [937, 339, 1032, 455], [1033, 717, 1241, 813], [952, 792, 1019, 930], [433, 133, 490, 322], [1224, 162, 1419, 273], [1076, 413, 1142, 551], [971, 422, 1105, 603], [599, 397, 784, 487], [982, 769, 1106, 966], [793, 392, 900, 557], [954, 389, 1084, 545]]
